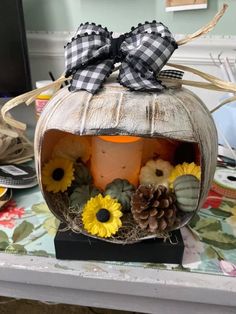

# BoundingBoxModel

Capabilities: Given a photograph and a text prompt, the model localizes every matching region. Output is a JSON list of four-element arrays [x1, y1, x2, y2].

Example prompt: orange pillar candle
[[91, 136, 143, 189]]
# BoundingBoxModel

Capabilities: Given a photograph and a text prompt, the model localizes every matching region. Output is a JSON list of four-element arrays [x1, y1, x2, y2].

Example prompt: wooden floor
[[0, 297, 138, 314]]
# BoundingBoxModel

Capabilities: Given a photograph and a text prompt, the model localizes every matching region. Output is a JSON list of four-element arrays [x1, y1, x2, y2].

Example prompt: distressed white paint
[[34, 82, 217, 226], [0, 252, 235, 313]]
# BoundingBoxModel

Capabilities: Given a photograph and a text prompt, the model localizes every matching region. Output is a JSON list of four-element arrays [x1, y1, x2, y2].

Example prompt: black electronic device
[[0, 0, 32, 98]]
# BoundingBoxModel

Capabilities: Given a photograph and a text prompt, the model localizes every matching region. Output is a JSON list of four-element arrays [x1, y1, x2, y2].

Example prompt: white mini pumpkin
[[139, 159, 173, 188]]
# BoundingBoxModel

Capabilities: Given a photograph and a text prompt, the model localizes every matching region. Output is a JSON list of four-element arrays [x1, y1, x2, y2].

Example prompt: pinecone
[[131, 185, 177, 233]]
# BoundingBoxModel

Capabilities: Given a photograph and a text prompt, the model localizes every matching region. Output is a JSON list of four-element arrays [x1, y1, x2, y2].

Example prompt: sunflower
[[169, 162, 201, 189], [42, 157, 75, 193], [82, 194, 123, 238]]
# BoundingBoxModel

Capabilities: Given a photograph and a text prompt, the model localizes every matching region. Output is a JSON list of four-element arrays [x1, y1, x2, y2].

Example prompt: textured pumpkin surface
[[35, 80, 217, 230]]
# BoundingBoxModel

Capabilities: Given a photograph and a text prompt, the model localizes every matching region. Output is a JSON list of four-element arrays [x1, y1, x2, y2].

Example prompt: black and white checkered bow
[[65, 22, 182, 94]]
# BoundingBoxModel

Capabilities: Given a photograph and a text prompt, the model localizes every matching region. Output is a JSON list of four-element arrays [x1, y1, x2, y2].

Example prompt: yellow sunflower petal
[[99, 224, 108, 237], [111, 209, 123, 218], [90, 224, 99, 235]]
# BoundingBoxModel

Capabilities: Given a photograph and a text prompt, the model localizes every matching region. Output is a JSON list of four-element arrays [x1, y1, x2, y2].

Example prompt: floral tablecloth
[[0, 186, 236, 277]]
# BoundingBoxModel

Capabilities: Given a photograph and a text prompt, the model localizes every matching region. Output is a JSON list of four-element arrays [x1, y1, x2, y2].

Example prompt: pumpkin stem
[[155, 169, 163, 177]]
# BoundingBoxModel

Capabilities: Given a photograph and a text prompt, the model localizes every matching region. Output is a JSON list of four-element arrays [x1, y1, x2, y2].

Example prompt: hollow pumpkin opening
[[39, 129, 201, 243]]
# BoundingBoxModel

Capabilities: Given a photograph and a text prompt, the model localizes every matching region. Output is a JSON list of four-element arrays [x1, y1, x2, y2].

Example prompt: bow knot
[[65, 22, 180, 94], [110, 35, 125, 61]]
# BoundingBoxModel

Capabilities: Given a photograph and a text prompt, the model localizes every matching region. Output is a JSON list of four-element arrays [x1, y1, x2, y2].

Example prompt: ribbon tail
[[69, 59, 114, 94], [119, 62, 164, 91], [158, 69, 184, 80]]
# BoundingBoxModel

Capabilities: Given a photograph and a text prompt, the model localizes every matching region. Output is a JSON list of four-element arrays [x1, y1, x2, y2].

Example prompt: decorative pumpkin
[[3, 5, 230, 243], [105, 178, 135, 212], [72, 163, 92, 187], [34, 80, 218, 242], [69, 184, 100, 209], [173, 175, 200, 212], [52, 134, 91, 163], [139, 159, 173, 188]]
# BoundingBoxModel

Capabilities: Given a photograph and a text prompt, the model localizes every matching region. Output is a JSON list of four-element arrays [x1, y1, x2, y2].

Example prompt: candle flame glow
[[99, 136, 141, 143]]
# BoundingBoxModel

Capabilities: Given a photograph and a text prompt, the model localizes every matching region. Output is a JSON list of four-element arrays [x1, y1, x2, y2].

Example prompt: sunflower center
[[52, 168, 64, 181], [155, 169, 163, 177], [96, 208, 110, 223]]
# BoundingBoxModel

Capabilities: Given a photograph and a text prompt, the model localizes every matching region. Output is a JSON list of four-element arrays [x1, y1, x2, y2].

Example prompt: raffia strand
[[177, 4, 228, 46], [210, 95, 236, 113], [1, 76, 70, 131], [161, 78, 234, 93]]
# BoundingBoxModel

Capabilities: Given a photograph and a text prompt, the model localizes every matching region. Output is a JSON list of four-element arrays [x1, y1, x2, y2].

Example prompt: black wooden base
[[54, 224, 184, 264]]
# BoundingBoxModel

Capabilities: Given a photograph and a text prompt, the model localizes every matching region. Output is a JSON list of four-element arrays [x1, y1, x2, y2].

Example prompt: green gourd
[[70, 185, 100, 209], [105, 179, 135, 212], [73, 163, 92, 187], [173, 175, 200, 213]]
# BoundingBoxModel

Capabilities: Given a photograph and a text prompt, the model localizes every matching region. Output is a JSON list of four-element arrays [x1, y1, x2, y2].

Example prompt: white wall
[[27, 32, 236, 112]]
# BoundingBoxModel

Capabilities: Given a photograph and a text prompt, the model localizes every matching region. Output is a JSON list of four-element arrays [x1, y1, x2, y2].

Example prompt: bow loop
[[76, 22, 111, 37], [65, 34, 111, 77], [120, 32, 177, 88], [130, 21, 176, 41]]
